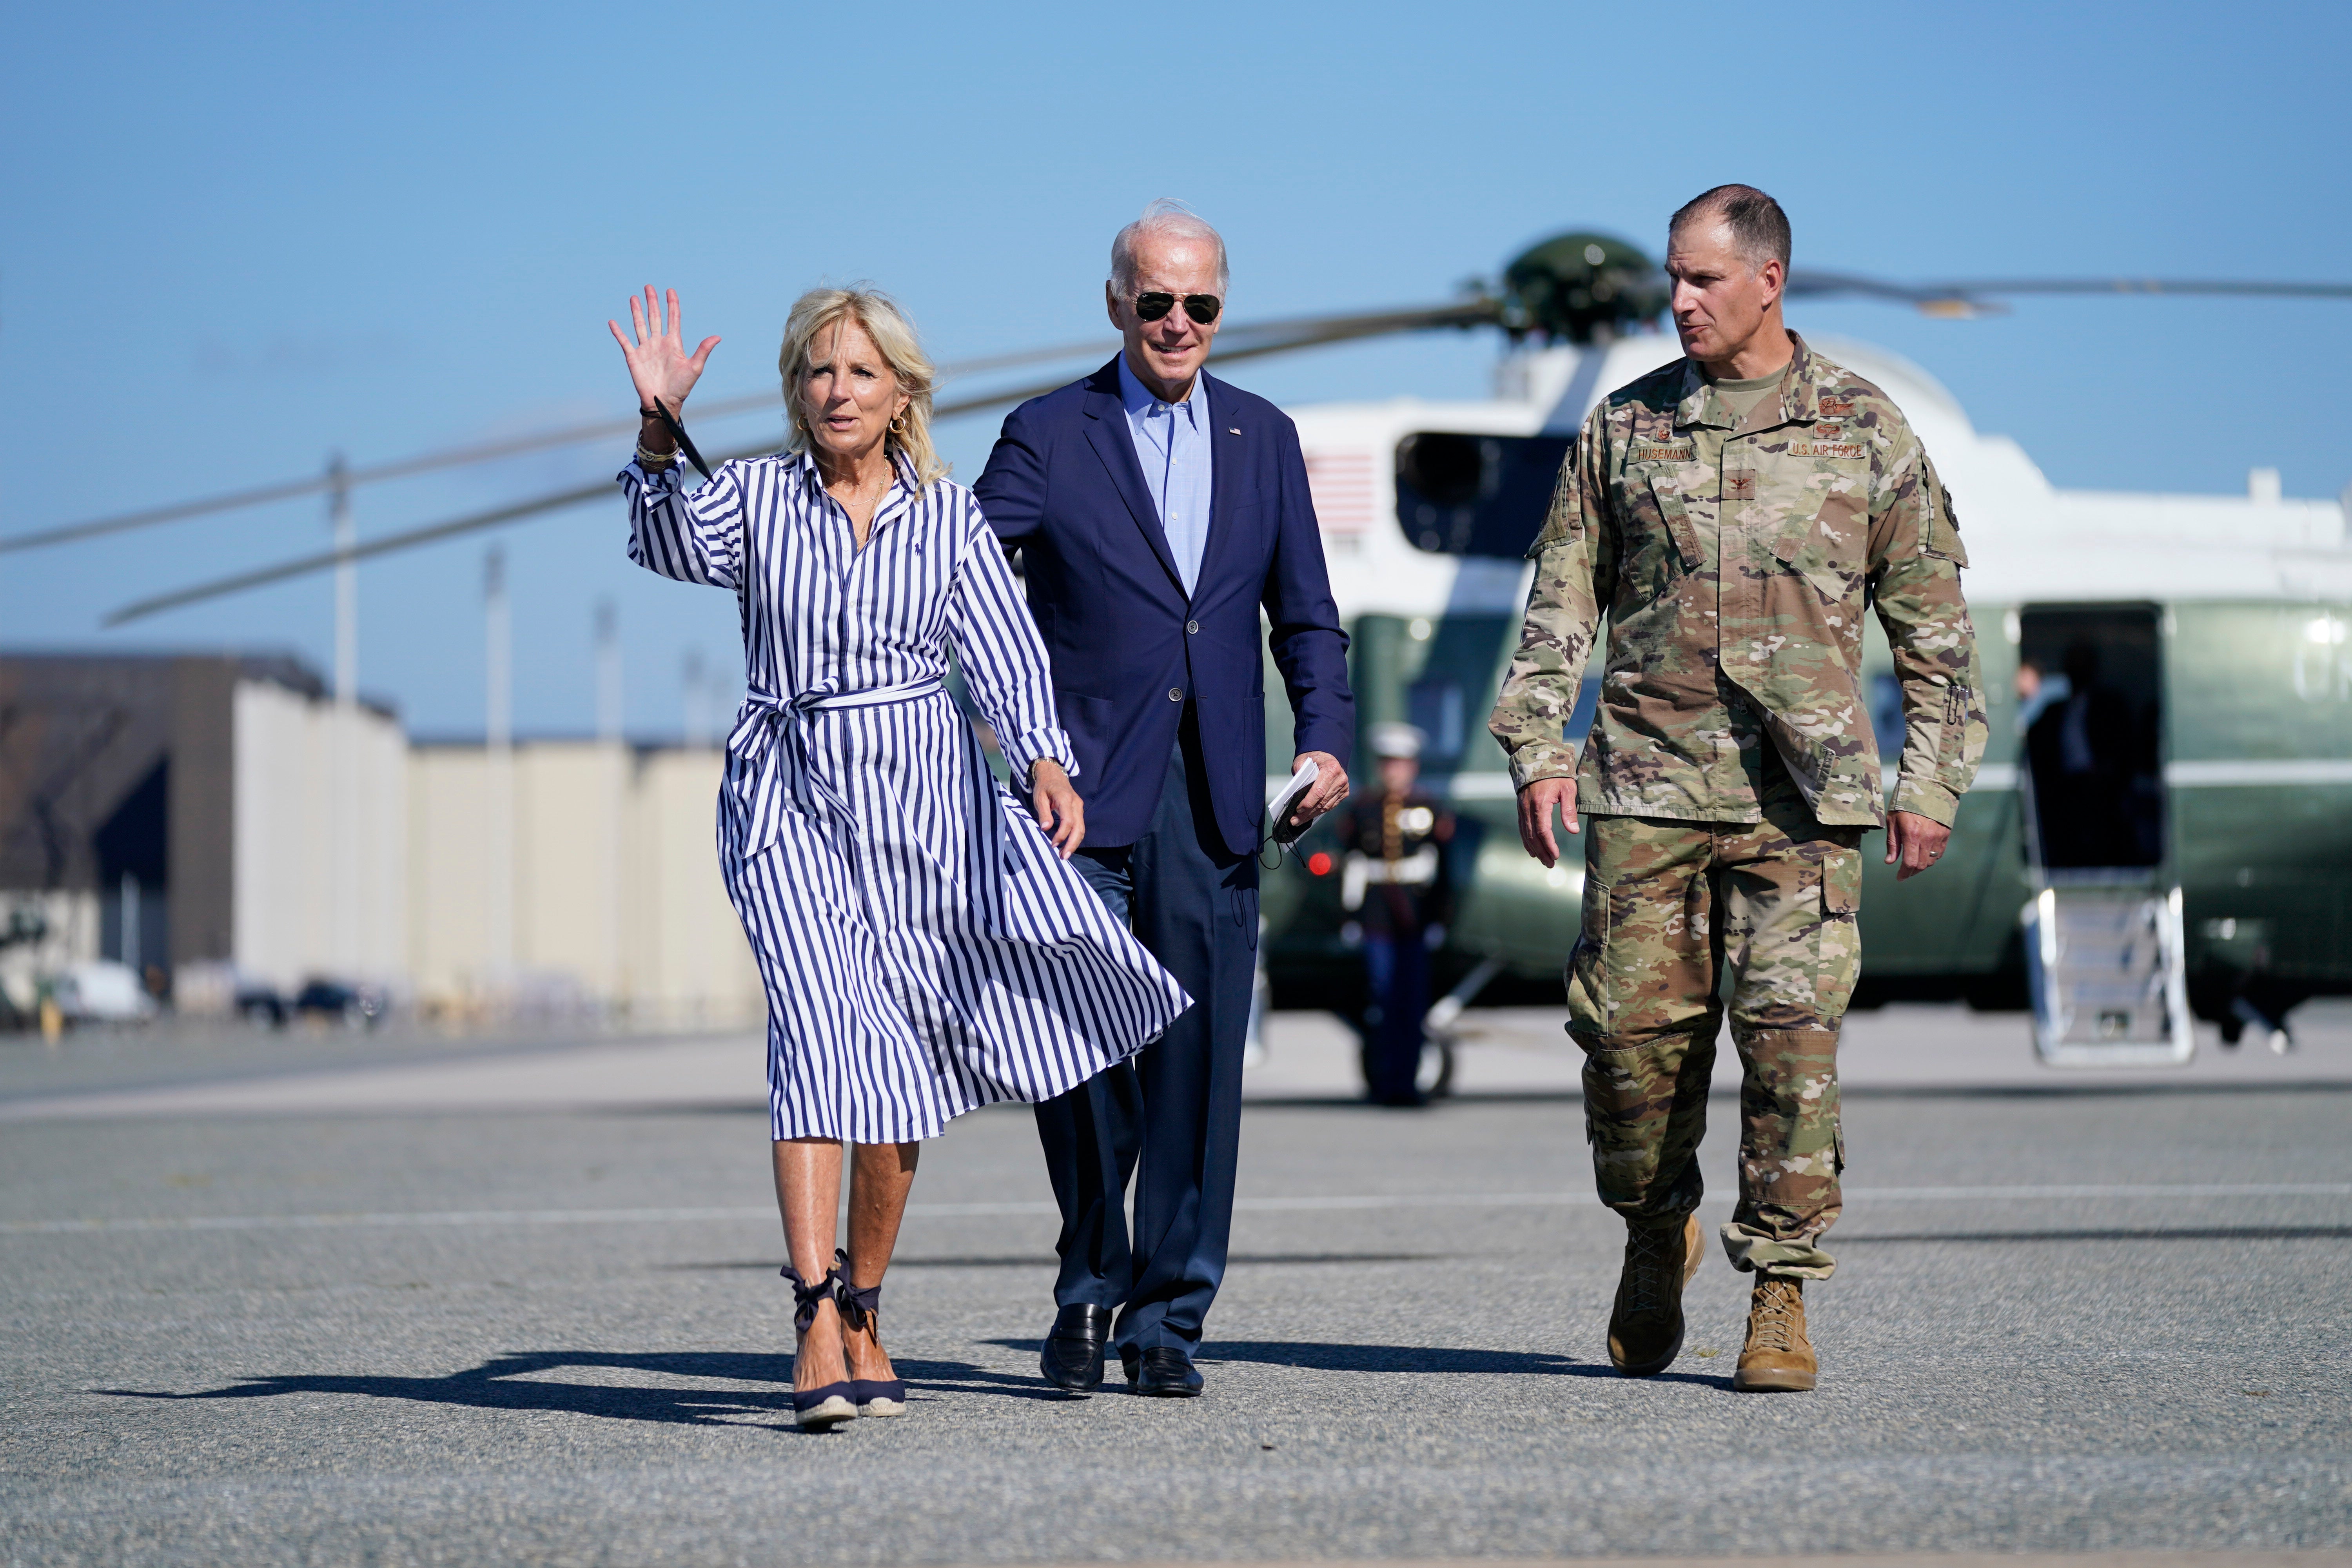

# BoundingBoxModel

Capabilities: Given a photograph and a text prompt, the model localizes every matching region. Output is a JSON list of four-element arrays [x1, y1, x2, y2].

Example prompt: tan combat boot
[[1732, 1275, 1817, 1392], [1606, 1213, 1704, 1376]]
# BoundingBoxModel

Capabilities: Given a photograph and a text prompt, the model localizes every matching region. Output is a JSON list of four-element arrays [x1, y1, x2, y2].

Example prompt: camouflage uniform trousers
[[1565, 757, 1863, 1281]]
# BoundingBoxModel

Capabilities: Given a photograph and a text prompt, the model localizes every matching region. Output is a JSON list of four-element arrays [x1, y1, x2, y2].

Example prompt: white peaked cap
[[1369, 722, 1425, 760]]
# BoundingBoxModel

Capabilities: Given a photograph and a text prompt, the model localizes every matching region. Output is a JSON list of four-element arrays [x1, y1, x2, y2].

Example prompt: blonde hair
[[777, 286, 947, 485]]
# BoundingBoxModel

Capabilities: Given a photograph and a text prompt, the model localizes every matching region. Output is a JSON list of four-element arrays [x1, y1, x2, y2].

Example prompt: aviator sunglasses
[[1132, 291, 1222, 324]]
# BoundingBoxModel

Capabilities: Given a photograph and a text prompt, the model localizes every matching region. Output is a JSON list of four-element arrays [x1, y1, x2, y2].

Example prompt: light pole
[[330, 454, 356, 708], [328, 454, 359, 981], [593, 599, 623, 1018]]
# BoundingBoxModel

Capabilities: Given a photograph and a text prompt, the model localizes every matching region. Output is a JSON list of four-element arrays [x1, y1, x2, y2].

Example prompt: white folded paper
[[1266, 758, 1320, 844]]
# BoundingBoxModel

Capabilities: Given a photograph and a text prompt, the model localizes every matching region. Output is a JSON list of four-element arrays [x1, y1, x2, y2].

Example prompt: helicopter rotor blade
[[1210, 298, 1501, 350], [103, 480, 625, 627], [24, 297, 1499, 560], [1788, 269, 2352, 316], [1928, 277, 2352, 300], [101, 365, 1088, 628], [1783, 269, 1951, 305], [26, 254, 2352, 561], [102, 299, 1495, 627], [0, 392, 779, 556], [5, 336, 1133, 558]]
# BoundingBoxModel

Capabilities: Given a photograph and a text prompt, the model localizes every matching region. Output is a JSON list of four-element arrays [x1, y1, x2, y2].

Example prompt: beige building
[[407, 740, 762, 1027], [0, 654, 408, 1014], [234, 678, 410, 995], [1, 652, 762, 1030]]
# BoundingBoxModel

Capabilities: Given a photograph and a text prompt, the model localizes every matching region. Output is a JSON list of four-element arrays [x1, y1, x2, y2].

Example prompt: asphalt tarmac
[[3, 1011, 2348, 1567]]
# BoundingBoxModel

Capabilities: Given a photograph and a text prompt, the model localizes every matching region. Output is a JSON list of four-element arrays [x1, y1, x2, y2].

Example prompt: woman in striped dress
[[610, 285, 1190, 1428]]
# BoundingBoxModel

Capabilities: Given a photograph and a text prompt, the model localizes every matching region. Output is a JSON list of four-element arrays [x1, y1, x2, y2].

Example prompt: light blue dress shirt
[[1116, 353, 1214, 597]]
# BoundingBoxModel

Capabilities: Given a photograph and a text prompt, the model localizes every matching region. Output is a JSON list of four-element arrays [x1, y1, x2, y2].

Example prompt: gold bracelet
[[635, 442, 678, 468]]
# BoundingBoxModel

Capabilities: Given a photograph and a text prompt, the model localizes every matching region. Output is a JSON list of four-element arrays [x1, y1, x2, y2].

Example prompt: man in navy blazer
[[975, 200, 1354, 1397]]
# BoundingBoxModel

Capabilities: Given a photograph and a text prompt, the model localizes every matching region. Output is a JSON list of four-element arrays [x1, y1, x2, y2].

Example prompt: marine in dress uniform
[[1335, 722, 1457, 1107]]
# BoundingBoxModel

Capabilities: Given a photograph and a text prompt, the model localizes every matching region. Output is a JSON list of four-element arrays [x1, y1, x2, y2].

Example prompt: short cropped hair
[[1110, 198, 1230, 296], [1669, 184, 1791, 273]]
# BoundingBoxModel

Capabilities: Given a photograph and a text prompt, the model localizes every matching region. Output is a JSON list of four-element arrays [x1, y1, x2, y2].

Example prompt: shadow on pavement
[[1205, 1340, 1646, 1379], [982, 1337, 1720, 1386], [1839, 1224, 2352, 1246], [658, 1252, 1452, 1272], [1244, 1093, 1587, 1110], [1840, 1079, 2352, 1100], [96, 1348, 1069, 1432], [1253, 1082, 2352, 1110]]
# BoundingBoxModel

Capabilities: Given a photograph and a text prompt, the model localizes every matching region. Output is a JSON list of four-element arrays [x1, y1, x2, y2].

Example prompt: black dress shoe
[[1129, 1346, 1203, 1397], [1040, 1304, 1113, 1394]]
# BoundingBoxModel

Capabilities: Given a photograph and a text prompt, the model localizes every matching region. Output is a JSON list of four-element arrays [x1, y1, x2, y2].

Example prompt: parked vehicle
[[293, 979, 388, 1029], [236, 984, 288, 1027], [53, 961, 156, 1025]]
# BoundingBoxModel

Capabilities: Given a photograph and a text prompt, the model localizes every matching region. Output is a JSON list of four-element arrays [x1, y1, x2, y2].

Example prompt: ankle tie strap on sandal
[[831, 1248, 883, 1332], [779, 1262, 842, 1335]]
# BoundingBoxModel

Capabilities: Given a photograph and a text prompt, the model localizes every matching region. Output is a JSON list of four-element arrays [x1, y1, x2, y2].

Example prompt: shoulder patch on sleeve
[[1922, 456, 1968, 566], [1527, 440, 1583, 559]]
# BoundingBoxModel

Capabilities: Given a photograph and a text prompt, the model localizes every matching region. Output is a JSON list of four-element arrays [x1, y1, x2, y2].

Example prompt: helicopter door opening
[[2013, 603, 2193, 1066], [1394, 432, 1572, 557]]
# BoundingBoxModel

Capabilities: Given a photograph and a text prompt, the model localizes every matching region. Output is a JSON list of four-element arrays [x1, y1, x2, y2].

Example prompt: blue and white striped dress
[[622, 449, 1191, 1143]]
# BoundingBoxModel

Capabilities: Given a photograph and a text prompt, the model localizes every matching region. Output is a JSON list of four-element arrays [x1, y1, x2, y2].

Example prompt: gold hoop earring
[[889, 413, 907, 436]]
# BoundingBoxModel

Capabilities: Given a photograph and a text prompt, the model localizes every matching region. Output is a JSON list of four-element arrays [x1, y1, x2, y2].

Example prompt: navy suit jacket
[[974, 357, 1353, 856]]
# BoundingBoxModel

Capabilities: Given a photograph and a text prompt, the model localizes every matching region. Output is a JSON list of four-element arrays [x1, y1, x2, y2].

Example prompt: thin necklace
[[820, 461, 887, 503]]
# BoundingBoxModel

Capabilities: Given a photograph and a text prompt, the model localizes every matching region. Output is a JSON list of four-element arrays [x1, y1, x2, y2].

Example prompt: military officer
[[1487, 185, 1984, 1392], [1335, 722, 1457, 1106]]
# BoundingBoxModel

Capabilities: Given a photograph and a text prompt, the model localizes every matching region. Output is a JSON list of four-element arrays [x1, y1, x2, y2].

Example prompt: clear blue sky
[[5, 0, 2347, 737]]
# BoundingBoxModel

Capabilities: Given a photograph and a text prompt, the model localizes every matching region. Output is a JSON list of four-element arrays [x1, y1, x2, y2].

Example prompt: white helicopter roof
[[1284, 329, 2351, 617]]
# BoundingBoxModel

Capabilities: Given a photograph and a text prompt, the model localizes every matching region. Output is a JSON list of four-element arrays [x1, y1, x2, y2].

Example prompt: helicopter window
[[1395, 432, 1572, 558]]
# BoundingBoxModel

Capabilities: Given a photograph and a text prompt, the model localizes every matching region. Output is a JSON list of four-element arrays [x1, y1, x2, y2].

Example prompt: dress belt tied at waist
[[727, 677, 946, 856]]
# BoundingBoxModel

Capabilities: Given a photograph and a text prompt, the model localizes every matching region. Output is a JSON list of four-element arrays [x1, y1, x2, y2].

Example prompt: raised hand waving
[[608, 287, 721, 414]]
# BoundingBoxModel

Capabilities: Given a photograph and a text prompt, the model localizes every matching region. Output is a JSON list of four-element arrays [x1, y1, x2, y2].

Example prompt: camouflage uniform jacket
[[1487, 332, 1985, 828]]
